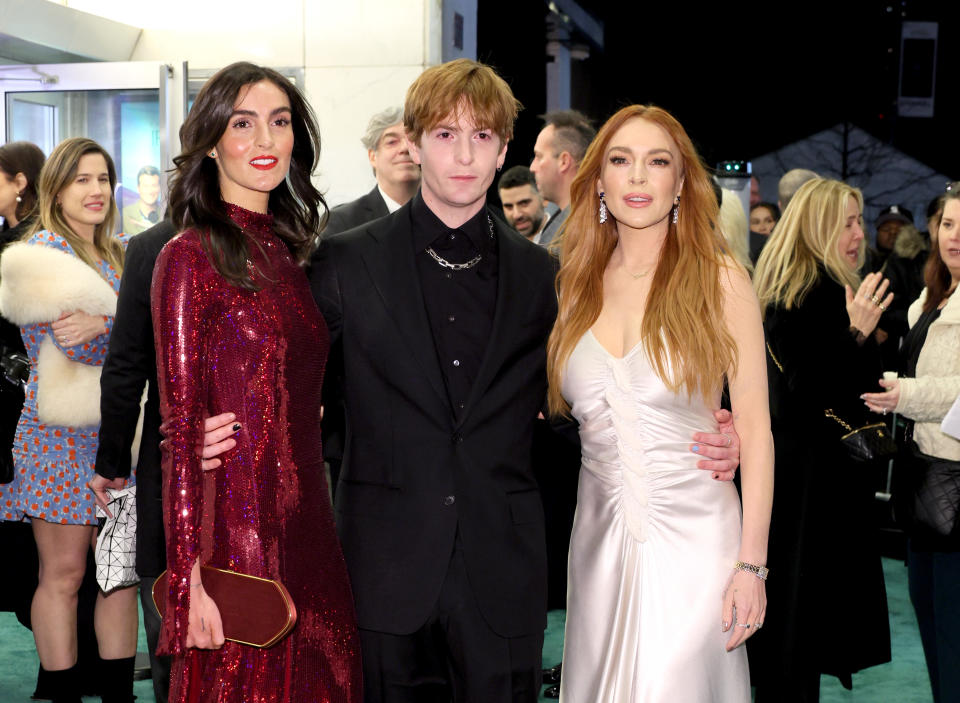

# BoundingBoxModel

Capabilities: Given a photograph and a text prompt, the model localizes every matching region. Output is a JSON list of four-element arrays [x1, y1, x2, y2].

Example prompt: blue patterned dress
[[1, 230, 127, 525]]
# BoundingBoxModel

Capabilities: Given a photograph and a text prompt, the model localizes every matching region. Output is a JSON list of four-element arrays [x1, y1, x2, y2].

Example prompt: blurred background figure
[[718, 186, 752, 271], [869, 204, 914, 272], [325, 105, 420, 235], [752, 178, 892, 702], [749, 201, 780, 263], [121, 165, 161, 236], [530, 109, 595, 247], [497, 165, 548, 241]]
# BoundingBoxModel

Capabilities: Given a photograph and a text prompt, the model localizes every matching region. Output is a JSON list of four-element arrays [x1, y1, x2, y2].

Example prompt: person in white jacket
[[863, 187, 960, 703]]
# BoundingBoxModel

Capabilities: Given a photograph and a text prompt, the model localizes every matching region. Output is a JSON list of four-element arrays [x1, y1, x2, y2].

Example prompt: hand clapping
[[844, 272, 893, 338]]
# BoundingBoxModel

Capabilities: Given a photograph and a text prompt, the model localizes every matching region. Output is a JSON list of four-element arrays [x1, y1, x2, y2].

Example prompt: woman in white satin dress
[[546, 105, 775, 702]]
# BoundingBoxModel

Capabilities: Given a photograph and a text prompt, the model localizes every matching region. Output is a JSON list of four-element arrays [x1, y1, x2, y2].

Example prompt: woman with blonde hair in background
[[751, 177, 892, 701], [0, 137, 137, 703], [547, 104, 773, 701], [718, 186, 752, 271]]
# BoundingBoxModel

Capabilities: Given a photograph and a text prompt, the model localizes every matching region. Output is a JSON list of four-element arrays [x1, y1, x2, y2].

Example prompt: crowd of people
[[0, 56, 956, 703]]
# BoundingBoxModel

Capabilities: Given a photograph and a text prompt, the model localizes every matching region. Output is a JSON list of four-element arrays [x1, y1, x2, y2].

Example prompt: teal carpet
[[0, 558, 933, 701]]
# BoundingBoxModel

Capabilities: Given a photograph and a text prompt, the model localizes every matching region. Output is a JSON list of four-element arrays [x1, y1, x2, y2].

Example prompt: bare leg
[[93, 586, 139, 658], [30, 519, 93, 670]]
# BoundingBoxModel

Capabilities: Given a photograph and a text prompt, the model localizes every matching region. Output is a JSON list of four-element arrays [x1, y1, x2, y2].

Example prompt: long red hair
[[546, 105, 736, 415]]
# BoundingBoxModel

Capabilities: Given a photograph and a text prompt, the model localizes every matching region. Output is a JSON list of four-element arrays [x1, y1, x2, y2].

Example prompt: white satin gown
[[559, 331, 750, 702]]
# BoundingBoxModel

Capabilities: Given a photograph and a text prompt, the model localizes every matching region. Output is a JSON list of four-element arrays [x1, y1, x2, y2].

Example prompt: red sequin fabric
[[152, 204, 361, 703]]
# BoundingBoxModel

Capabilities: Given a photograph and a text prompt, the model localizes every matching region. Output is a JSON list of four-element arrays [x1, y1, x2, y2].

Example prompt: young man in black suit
[[311, 59, 554, 701]]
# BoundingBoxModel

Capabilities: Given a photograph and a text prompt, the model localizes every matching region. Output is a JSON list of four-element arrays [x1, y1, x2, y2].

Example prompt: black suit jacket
[[325, 186, 390, 235], [94, 220, 177, 578], [310, 203, 557, 638]]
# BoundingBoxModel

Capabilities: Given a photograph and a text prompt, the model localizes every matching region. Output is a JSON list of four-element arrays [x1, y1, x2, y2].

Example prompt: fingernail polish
[[232, 423, 241, 432], [723, 621, 729, 629], [692, 444, 700, 453]]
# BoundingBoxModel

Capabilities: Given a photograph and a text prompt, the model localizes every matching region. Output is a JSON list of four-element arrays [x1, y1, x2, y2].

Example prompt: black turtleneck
[[411, 193, 498, 419]]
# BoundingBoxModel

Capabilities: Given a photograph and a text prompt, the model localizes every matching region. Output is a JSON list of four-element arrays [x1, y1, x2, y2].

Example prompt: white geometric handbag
[[95, 485, 140, 592]]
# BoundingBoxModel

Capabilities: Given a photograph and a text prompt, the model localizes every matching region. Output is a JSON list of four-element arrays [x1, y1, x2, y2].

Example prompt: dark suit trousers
[[359, 535, 543, 703], [908, 541, 960, 703]]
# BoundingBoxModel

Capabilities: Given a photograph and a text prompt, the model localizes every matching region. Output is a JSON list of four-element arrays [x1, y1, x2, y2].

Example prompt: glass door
[[0, 61, 188, 235]]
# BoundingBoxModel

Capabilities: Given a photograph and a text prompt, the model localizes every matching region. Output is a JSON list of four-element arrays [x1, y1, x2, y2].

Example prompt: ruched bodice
[[559, 331, 749, 702]]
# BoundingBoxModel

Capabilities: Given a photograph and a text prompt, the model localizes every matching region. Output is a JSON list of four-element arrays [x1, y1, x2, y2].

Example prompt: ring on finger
[[870, 294, 880, 304], [754, 622, 763, 629], [737, 623, 751, 629], [879, 303, 886, 312]]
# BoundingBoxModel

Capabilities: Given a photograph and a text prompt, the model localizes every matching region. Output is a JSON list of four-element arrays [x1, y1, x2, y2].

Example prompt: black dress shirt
[[411, 194, 498, 420]]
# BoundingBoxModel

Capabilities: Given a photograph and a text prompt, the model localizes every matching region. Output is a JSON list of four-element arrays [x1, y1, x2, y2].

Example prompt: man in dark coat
[[324, 106, 421, 235]]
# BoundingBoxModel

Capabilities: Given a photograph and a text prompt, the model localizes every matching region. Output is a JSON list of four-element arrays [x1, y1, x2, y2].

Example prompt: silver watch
[[734, 560, 769, 580]]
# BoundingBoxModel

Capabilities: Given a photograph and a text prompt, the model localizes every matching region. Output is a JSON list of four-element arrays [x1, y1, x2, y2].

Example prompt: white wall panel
[[304, 0, 427, 67]]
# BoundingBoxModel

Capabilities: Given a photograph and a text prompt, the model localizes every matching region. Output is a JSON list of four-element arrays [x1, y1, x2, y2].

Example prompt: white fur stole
[[0, 241, 118, 429]]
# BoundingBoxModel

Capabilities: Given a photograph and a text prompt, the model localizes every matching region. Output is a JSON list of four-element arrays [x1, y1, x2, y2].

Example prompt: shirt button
[[452, 433, 463, 443], [448, 315, 456, 323], [452, 359, 460, 367], [444, 495, 456, 506], [445, 272, 453, 279]]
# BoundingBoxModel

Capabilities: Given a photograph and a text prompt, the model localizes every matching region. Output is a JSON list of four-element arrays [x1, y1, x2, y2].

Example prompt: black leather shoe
[[542, 663, 562, 684], [543, 684, 560, 698]]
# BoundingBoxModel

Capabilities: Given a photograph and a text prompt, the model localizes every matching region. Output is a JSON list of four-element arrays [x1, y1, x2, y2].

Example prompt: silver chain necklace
[[425, 248, 482, 270], [425, 214, 494, 271]]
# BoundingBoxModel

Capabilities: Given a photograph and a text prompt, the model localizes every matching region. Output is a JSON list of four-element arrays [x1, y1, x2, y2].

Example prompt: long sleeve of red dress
[[151, 206, 361, 703], [152, 228, 210, 656]]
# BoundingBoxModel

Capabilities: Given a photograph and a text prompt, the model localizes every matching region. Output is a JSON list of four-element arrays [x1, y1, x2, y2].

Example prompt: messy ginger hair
[[404, 59, 521, 144], [547, 105, 737, 415]]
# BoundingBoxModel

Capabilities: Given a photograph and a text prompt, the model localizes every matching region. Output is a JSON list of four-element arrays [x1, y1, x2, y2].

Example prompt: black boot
[[99, 656, 136, 703], [40, 664, 81, 703]]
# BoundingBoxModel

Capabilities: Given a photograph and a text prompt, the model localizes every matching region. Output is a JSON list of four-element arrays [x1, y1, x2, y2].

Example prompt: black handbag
[[0, 346, 28, 484], [765, 343, 897, 464], [0, 347, 29, 391], [823, 408, 898, 464], [894, 441, 960, 539]]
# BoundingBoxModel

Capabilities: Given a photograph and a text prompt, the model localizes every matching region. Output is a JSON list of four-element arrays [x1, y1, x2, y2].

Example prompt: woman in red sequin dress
[[152, 62, 361, 703]]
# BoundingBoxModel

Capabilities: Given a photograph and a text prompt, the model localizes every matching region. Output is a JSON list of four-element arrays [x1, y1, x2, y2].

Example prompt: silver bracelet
[[734, 560, 769, 581]]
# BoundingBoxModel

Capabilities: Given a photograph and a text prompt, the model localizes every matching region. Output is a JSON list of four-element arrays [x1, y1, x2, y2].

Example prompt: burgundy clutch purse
[[153, 565, 297, 648]]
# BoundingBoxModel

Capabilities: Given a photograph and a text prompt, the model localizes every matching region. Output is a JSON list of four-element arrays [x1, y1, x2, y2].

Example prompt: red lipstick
[[250, 156, 278, 171]]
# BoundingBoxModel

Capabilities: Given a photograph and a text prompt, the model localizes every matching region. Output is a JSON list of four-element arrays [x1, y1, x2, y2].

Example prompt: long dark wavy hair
[[167, 62, 326, 289], [0, 141, 45, 226], [923, 188, 960, 312]]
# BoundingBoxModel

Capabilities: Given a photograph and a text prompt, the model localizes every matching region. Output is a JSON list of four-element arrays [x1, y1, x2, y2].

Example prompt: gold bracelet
[[734, 560, 769, 581]]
